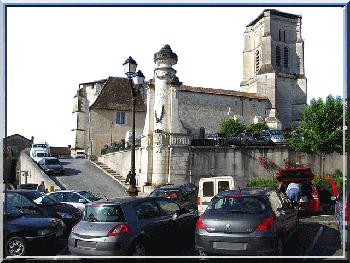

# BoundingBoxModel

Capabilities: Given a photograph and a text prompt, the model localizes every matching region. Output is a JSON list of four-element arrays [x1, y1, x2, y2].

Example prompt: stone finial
[[154, 44, 178, 66]]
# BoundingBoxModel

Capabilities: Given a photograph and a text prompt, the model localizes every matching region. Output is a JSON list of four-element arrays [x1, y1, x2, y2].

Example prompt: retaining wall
[[19, 151, 62, 192]]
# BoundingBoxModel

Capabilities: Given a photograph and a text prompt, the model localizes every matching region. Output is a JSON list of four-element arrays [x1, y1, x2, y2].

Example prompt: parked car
[[335, 187, 348, 250], [195, 187, 298, 256], [74, 150, 86, 159], [4, 203, 65, 256], [68, 196, 198, 256], [149, 183, 198, 211], [277, 168, 338, 214], [207, 133, 240, 146], [7, 190, 82, 236], [238, 132, 269, 146], [17, 183, 38, 190], [261, 130, 287, 145], [46, 190, 102, 212], [38, 157, 65, 175]]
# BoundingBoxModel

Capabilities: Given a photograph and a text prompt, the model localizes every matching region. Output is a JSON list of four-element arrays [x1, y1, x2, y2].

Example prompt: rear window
[[150, 189, 180, 201], [207, 196, 266, 214], [203, 182, 214, 197], [84, 204, 124, 222]]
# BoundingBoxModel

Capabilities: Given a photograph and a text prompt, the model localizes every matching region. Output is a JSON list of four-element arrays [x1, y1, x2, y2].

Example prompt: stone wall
[[178, 91, 267, 134], [99, 146, 344, 192], [19, 151, 62, 192]]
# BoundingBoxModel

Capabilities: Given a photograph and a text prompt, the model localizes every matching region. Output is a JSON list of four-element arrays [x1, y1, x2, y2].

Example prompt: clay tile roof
[[90, 77, 146, 112], [179, 85, 267, 100]]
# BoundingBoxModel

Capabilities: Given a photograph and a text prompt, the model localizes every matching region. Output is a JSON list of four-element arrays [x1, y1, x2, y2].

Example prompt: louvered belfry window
[[276, 46, 281, 67], [284, 47, 289, 68], [255, 50, 260, 72]]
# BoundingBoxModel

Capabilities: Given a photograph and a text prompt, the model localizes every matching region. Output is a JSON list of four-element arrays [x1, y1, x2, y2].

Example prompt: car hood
[[276, 168, 315, 182]]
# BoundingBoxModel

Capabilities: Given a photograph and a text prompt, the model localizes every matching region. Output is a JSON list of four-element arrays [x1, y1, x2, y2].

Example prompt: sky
[[4, 3, 346, 147]]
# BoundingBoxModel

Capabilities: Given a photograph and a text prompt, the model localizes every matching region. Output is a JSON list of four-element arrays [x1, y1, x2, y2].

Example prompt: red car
[[277, 168, 338, 214]]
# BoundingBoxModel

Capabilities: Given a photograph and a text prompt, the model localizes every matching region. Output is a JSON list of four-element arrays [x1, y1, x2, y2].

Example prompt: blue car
[[335, 188, 348, 250]]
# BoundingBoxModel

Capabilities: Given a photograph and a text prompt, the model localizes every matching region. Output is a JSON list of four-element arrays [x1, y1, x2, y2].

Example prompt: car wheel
[[276, 236, 283, 256], [6, 236, 26, 256], [128, 242, 146, 256]]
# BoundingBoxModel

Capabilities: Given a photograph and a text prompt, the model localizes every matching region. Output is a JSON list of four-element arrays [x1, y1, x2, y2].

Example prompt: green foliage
[[247, 122, 269, 133], [289, 95, 345, 155], [220, 119, 246, 137], [247, 178, 280, 188]]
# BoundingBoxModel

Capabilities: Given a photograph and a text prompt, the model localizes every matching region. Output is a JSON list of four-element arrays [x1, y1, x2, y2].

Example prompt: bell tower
[[240, 9, 307, 129]]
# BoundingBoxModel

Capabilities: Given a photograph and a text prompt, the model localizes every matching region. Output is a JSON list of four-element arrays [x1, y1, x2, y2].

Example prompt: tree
[[288, 95, 346, 175], [246, 122, 269, 133], [220, 119, 246, 137]]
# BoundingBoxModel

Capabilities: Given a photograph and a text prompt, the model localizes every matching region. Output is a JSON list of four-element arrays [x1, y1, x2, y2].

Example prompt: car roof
[[41, 157, 59, 160], [153, 183, 196, 190], [87, 196, 167, 206]]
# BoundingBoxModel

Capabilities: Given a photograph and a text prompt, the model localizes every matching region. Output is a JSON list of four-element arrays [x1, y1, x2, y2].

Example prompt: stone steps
[[90, 159, 141, 193]]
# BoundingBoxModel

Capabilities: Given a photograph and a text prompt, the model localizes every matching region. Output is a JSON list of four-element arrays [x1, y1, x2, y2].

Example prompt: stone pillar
[[152, 45, 178, 186], [139, 81, 154, 188]]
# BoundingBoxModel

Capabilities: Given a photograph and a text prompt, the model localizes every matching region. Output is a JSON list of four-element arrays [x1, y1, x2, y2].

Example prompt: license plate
[[213, 242, 247, 250], [56, 229, 63, 237], [77, 240, 97, 249]]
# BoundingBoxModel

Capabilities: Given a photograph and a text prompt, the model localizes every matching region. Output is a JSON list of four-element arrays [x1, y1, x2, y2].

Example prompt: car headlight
[[38, 229, 53, 236], [57, 212, 73, 219]]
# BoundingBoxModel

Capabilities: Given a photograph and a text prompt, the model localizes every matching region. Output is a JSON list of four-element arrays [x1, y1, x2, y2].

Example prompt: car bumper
[[68, 236, 129, 256], [195, 230, 277, 256]]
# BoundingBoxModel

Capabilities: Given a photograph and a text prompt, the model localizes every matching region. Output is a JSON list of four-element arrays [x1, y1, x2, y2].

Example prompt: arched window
[[255, 50, 260, 72], [276, 46, 281, 66], [283, 47, 289, 68]]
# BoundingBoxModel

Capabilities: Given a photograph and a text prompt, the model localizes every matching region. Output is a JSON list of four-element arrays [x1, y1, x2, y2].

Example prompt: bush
[[246, 123, 269, 133], [246, 178, 280, 188], [220, 119, 246, 137]]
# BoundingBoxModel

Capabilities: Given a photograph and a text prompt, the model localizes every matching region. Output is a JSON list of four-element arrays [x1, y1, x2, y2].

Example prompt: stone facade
[[240, 9, 307, 129], [72, 77, 146, 157], [74, 9, 308, 190]]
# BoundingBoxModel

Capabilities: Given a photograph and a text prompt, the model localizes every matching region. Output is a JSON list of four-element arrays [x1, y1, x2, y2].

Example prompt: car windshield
[[207, 196, 266, 214], [84, 204, 123, 222], [78, 191, 100, 202], [46, 159, 60, 165], [150, 189, 180, 201], [270, 130, 283, 135], [23, 192, 60, 206]]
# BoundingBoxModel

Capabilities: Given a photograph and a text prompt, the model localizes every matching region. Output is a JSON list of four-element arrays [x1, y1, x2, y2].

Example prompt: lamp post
[[123, 56, 145, 196]]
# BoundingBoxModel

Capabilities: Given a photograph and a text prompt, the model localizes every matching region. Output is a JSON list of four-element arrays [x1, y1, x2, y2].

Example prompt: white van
[[74, 150, 86, 159], [31, 149, 48, 163], [198, 176, 247, 214]]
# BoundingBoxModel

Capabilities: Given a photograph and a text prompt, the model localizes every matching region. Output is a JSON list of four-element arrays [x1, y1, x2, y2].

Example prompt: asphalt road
[[48, 158, 127, 200]]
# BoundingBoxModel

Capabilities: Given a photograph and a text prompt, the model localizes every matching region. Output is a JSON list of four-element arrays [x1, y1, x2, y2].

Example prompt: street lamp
[[123, 56, 145, 196]]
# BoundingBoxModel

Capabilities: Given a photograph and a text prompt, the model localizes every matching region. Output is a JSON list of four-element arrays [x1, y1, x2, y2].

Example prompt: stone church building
[[72, 9, 307, 187]]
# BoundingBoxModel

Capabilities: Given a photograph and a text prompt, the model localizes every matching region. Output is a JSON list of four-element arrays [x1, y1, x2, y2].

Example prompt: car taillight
[[107, 224, 132, 236], [255, 216, 276, 231], [196, 217, 206, 230], [345, 204, 348, 221], [198, 197, 201, 206]]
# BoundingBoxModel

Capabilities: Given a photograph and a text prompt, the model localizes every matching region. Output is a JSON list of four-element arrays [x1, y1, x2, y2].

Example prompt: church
[[72, 9, 307, 187]]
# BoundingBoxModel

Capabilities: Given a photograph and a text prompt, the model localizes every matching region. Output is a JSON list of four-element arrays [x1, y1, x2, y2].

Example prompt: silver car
[[68, 196, 198, 256], [195, 188, 298, 256], [46, 190, 101, 212]]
